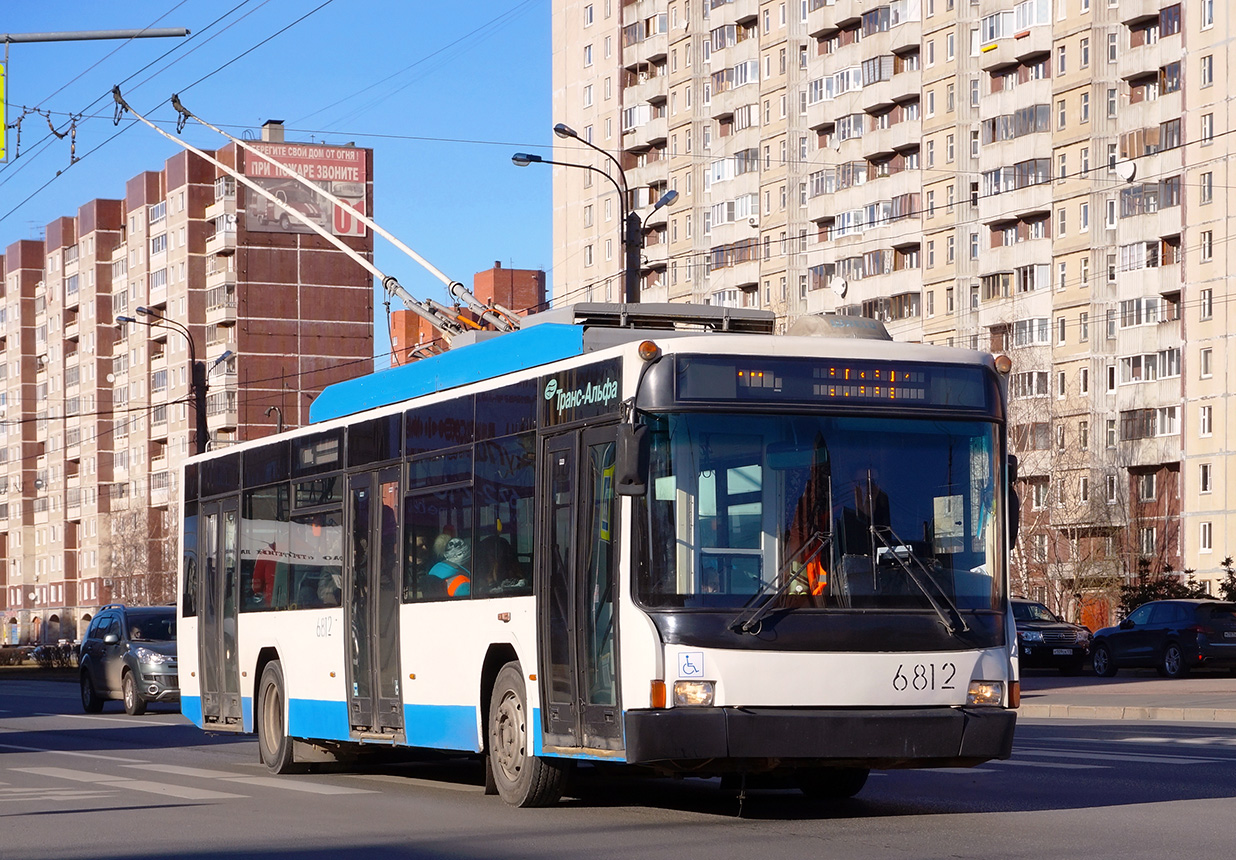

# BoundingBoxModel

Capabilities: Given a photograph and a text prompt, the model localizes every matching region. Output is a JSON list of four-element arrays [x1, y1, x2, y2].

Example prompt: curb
[[1020, 703, 1236, 723]]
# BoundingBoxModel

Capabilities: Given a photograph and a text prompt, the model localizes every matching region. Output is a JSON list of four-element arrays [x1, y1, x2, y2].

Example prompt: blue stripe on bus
[[403, 704, 482, 753], [288, 697, 351, 742], [309, 323, 587, 423], [241, 697, 253, 733], [181, 695, 203, 727]]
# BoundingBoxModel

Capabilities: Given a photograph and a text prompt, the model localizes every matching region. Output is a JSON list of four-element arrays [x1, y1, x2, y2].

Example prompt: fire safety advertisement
[[242, 142, 368, 236]]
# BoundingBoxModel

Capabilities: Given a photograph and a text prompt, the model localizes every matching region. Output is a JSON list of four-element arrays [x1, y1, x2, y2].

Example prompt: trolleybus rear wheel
[[258, 661, 297, 774], [488, 661, 567, 807]]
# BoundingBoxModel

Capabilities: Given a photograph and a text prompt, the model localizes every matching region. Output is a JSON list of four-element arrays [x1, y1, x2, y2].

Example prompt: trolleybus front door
[[199, 498, 242, 728], [345, 470, 404, 739], [540, 427, 622, 753]]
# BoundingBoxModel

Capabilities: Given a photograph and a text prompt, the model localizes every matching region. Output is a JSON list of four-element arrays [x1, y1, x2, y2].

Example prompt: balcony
[[205, 283, 238, 327], [1119, 0, 1162, 24], [205, 228, 237, 256], [862, 119, 919, 158], [206, 386, 239, 432], [1117, 36, 1178, 82], [624, 115, 668, 150]]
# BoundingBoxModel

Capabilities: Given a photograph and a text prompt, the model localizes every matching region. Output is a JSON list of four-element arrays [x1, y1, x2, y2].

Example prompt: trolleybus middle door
[[540, 427, 623, 753], [199, 498, 243, 728], [345, 470, 405, 739]]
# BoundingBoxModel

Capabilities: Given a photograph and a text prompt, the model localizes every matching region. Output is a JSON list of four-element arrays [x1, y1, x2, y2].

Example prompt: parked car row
[[1014, 596, 1236, 679]]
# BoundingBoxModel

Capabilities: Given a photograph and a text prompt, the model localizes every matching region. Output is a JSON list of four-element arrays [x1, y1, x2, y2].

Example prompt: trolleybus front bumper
[[624, 706, 1015, 768]]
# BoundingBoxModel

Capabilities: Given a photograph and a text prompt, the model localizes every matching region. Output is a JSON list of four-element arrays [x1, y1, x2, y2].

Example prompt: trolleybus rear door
[[345, 470, 405, 739], [540, 427, 622, 752], [199, 498, 242, 728]]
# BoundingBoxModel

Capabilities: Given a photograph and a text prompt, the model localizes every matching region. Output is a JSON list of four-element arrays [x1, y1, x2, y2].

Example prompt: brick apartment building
[[1, 123, 374, 645], [553, 0, 1231, 619]]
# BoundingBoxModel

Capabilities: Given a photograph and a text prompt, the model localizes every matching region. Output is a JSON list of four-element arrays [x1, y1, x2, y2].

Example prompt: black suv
[[79, 604, 179, 715], [1012, 597, 1091, 674], [1092, 599, 1236, 678]]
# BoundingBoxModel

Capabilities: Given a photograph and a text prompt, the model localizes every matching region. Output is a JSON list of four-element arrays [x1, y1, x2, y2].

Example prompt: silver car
[[79, 604, 179, 715]]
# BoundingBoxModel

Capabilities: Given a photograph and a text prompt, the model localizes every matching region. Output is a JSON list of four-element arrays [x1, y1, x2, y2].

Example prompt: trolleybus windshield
[[637, 412, 1002, 615]]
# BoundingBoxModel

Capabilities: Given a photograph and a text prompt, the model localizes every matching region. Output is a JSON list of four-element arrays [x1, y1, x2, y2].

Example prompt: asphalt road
[[2, 679, 1235, 860]]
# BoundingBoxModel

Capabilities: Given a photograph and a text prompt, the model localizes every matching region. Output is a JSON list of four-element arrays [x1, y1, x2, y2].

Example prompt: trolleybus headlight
[[966, 680, 1004, 706], [672, 680, 716, 707]]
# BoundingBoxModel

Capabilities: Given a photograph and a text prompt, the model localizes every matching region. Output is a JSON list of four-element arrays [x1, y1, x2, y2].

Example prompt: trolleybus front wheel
[[258, 661, 297, 774], [488, 662, 567, 807]]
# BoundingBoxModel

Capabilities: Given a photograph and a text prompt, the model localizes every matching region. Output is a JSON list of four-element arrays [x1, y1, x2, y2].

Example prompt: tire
[[1092, 642, 1118, 677], [258, 661, 297, 774], [795, 767, 870, 799], [1157, 642, 1189, 678], [122, 672, 147, 716], [278, 214, 290, 230], [487, 662, 567, 807], [80, 669, 104, 714]]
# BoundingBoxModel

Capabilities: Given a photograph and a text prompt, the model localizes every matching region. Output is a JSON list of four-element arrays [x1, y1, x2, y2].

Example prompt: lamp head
[[553, 122, 578, 140], [135, 306, 154, 316], [115, 315, 136, 325], [511, 152, 543, 167], [653, 189, 679, 212]]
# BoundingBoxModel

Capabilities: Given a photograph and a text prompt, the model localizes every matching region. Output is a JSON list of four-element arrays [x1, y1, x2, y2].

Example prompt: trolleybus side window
[[474, 433, 536, 596], [240, 484, 292, 611]]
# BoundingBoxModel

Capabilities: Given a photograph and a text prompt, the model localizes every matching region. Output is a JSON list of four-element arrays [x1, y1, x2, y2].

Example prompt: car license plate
[[1052, 648, 1073, 655], [1224, 632, 1236, 639]]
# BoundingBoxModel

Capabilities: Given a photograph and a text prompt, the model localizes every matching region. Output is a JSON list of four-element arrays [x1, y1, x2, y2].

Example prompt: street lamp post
[[116, 307, 227, 455], [514, 123, 678, 305]]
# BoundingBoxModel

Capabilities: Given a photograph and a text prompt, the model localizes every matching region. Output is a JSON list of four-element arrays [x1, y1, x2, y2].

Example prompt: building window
[[1138, 527, 1156, 557], [1080, 37, 1090, 67], [1201, 231, 1213, 262], [1080, 92, 1090, 122], [1200, 289, 1213, 320], [1201, 172, 1213, 204], [1200, 347, 1213, 378], [1202, 114, 1214, 145], [1201, 522, 1213, 552], [584, 44, 592, 66], [1201, 55, 1214, 87], [1079, 420, 1089, 451], [1201, 463, 1213, 494], [1200, 405, 1213, 436]]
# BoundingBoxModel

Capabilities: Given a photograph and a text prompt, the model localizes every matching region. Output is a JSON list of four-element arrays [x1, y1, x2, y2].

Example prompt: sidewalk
[[1019, 669, 1236, 723]]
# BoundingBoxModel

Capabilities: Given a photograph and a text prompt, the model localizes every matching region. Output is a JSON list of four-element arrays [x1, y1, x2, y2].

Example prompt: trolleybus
[[176, 303, 1020, 806]]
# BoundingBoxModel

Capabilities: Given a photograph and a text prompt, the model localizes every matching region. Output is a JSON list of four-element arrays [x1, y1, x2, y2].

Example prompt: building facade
[[552, 0, 1230, 614], [0, 123, 374, 644]]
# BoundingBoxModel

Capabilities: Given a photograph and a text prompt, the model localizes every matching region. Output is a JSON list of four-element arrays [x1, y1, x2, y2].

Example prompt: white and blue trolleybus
[[177, 303, 1020, 806]]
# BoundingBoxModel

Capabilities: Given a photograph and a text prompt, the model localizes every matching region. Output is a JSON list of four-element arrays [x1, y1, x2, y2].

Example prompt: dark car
[[1012, 597, 1091, 674], [1091, 599, 1236, 678], [79, 604, 179, 715]]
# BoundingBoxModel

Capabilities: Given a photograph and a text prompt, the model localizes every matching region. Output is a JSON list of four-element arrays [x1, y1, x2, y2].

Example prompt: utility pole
[[1, 27, 189, 162]]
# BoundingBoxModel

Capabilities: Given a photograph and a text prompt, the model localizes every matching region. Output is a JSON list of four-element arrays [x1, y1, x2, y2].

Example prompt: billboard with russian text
[[242, 142, 368, 236]]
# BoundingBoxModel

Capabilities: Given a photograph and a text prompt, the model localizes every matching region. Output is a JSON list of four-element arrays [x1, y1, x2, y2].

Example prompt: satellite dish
[[106, 373, 116, 383], [831, 277, 848, 298], [1114, 160, 1136, 182], [830, 136, 842, 151]]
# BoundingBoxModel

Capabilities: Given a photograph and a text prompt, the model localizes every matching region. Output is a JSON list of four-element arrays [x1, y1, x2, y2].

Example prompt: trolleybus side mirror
[[1007, 454, 1020, 548], [615, 424, 650, 496]]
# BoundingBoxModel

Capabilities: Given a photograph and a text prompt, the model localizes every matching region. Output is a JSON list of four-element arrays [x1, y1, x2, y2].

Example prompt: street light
[[116, 308, 229, 454], [515, 124, 678, 304]]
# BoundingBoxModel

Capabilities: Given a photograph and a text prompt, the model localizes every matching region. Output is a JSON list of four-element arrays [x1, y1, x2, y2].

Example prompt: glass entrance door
[[539, 426, 622, 752], [345, 470, 404, 738], [199, 498, 242, 727]]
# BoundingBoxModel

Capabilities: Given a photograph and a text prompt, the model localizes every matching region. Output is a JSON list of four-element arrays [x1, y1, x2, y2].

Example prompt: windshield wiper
[[869, 525, 971, 635], [730, 531, 830, 635]]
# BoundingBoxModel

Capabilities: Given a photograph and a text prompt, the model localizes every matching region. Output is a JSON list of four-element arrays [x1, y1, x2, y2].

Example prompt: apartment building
[[553, 0, 1230, 614], [0, 124, 374, 645]]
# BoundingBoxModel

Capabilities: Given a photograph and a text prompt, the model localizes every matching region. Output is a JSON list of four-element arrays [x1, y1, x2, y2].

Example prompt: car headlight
[[1020, 630, 1044, 643], [1076, 630, 1091, 644], [673, 680, 715, 707], [131, 646, 174, 665]]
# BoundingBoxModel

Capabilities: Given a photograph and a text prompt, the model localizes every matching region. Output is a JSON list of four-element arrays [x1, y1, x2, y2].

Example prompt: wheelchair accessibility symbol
[[678, 651, 704, 677]]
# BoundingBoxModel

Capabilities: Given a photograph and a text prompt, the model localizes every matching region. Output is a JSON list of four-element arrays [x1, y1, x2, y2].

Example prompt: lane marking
[[0, 743, 149, 763], [12, 768, 243, 801], [124, 764, 242, 779], [34, 713, 184, 727], [923, 767, 999, 774], [221, 776, 374, 795], [993, 760, 1106, 770], [1017, 748, 1224, 765]]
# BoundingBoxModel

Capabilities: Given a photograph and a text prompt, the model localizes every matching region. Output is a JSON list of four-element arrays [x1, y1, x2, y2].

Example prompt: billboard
[[242, 142, 367, 236]]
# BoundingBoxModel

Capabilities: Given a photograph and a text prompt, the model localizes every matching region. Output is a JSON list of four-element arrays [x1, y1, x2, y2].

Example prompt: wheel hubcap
[[1166, 648, 1180, 674], [493, 690, 525, 782], [263, 682, 283, 755]]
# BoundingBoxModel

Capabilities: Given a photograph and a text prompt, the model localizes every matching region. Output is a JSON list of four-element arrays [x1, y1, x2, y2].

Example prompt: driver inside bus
[[427, 537, 471, 597]]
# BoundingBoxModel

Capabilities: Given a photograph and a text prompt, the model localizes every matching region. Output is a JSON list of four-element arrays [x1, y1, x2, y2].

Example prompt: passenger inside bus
[[473, 535, 522, 595], [427, 537, 471, 597]]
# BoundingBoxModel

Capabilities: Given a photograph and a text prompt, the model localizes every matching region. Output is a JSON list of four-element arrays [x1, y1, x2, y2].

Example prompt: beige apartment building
[[553, 0, 1230, 618], [1, 124, 374, 645]]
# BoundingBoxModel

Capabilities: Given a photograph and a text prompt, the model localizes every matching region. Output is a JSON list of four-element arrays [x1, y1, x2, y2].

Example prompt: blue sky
[[0, 0, 552, 367]]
